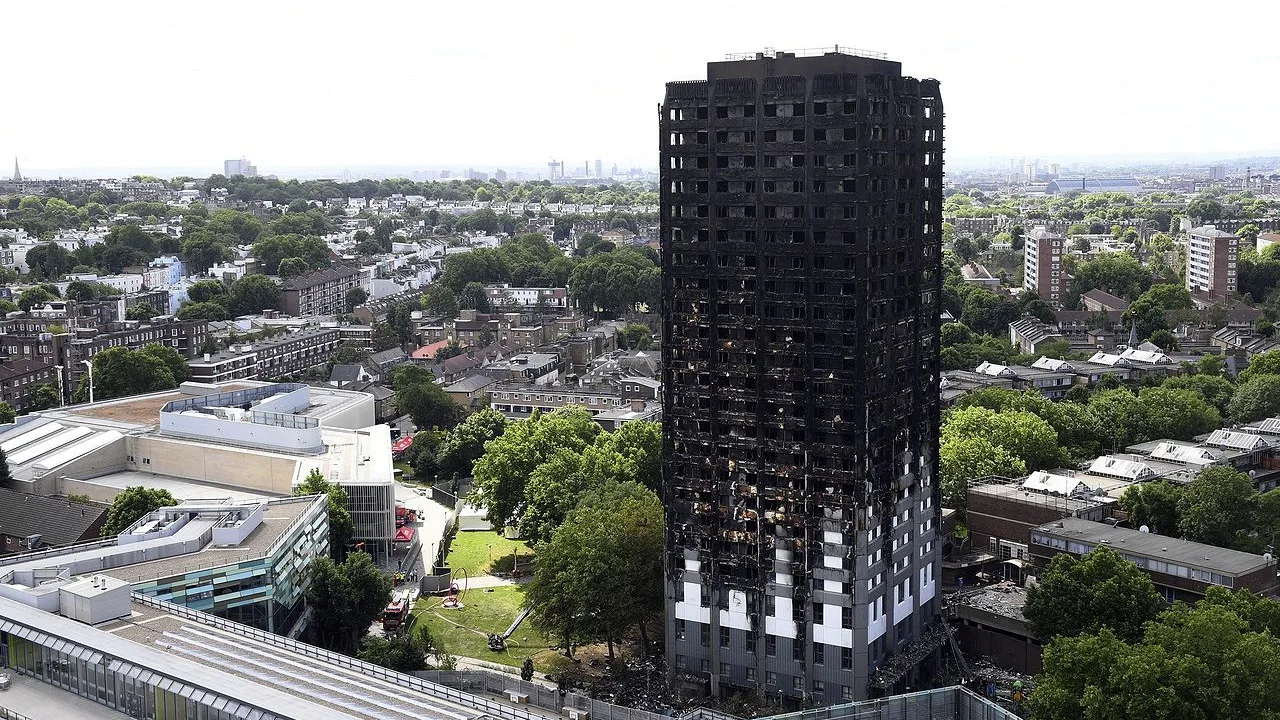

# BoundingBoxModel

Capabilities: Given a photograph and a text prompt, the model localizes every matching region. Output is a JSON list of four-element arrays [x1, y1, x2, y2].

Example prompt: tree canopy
[[305, 553, 392, 654], [523, 481, 663, 659], [295, 468, 355, 559], [1024, 545, 1164, 644], [102, 486, 178, 536]]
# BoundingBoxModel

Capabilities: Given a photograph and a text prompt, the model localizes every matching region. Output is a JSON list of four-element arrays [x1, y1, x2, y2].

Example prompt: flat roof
[[955, 582, 1028, 621], [104, 499, 313, 583], [0, 596, 364, 720], [1032, 517, 1271, 576], [968, 480, 1117, 511], [72, 471, 275, 503]]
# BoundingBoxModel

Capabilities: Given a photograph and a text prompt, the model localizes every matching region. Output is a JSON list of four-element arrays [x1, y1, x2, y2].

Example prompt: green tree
[[295, 468, 355, 559], [345, 287, 368, 314], [520, 657, 535, 682], [422, 284, 458, 317], [0, 446, 12, 485], [251, 234, 331, 275], [73, 345, 182, 402], [469, 407, 601, 528], [138, 343, 191, 384], [593, 420, 661, 492], [177, 301, 229, 321], [941, 406, 1066, 470], [1186, 196, 1224, 222], [1240, 350, 1280, 384], [16, 286, 57, 312], [102, 486, 178, 536], [180, 232, 235, 274], [1024, 545, 1164, 643], [187, 279, 229, 305], [25, 243, 73, 279], [1227, 374, 1280, 423], [305, 553, 392, 654], [1178, 466, 1260, 551], [1029, 599, 1280, 720], [226, 274, 280, 316], [276, 257, 309, 278], [0, 402, 14, 425], [617, 323, 654, 351], [519, 445, 636, 545], [1161, 373, 1236, 415], [396, 370, 461, 431], [939, 436, 1026, 507], [435, 409, 507, 481], [30, 384, 59, 411], [1117, 480, 1184, 535], [125, 304, 158, 322], [357, 632, 432, 672], [524, 481, 663, 659], [457, 281, 491, 312]]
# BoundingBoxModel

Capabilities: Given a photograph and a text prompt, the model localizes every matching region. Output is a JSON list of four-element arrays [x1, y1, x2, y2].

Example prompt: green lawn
[[414, 584, 568, 672], [446, 530, 532, 577]]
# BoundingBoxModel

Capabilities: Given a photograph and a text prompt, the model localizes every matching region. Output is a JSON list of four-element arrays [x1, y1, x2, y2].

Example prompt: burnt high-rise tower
[[660, 49, 943, 703]]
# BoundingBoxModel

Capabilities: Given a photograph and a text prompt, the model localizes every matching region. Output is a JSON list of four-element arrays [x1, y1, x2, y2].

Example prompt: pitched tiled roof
[[0, 488, 108, 547], [280, 264, 359, 291]]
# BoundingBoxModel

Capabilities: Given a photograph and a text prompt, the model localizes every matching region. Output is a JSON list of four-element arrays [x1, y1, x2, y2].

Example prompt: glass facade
[[130, 497, 329, 633], [3, 632, 283, 720]]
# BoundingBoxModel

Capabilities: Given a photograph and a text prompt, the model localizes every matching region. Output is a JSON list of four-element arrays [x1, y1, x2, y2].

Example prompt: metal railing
[[725, 46, 888, 61], [131, 593, 545, 720], [0, 708, 34, 720]]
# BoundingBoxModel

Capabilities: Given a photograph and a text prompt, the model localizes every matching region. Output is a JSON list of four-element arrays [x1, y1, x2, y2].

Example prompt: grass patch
[[393, 460, 414, 480], [446, 530, 531, 577], [414, 584, 569, 672]]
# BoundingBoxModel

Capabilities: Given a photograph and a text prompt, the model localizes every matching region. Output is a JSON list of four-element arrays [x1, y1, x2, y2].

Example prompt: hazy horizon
[[4, 0, 1278, 179]]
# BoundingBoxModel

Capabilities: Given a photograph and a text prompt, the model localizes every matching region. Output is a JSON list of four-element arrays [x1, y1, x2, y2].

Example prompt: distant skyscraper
[[495, 169, 508, 182], [661, 49, 944, 703], [595, 159, 604, 179], [1209, 165, 1227, 181], [224, 158, 257, 177], [12, 157, 21, 182], [1186, 225, 1239, 302]]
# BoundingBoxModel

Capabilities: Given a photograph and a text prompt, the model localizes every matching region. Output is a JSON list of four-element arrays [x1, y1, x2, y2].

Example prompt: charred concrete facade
[[660, 51, 944, 704]]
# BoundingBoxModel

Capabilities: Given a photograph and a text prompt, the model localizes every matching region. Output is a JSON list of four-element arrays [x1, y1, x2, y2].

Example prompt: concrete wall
[[161, 410, 325, 454], [127, 435, 299, 496]]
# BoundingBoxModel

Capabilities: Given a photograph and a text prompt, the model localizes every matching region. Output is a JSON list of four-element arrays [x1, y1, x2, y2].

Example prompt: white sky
[[3, 0, 1278, 177]]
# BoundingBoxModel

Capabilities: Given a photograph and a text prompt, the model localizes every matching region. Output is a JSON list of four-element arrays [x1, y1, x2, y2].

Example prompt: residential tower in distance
[[660, 47, 944, 703]]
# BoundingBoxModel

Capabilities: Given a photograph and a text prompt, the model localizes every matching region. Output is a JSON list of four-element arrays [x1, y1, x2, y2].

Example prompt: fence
[[415, 670, 671, 720], [0, 707, 33, 720], [131, 595, 1018, 720], [414, 672, 1019, 720], [131, 593, 546, 720]]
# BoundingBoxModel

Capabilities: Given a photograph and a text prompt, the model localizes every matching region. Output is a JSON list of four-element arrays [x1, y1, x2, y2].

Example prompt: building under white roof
[[1087, 352, 1132, 367], [1118, 348, 1173, 364], [1021, 470, 1095, 498], [1031, 357, 1075, 372], [974, 361, 1016, 377], [1088, 456, 1157, 481], [1204, 429, 1271, 452], [1150, 441, 1220, 466]]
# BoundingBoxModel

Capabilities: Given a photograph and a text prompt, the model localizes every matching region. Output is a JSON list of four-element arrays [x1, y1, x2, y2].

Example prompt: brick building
[[279, 265, 360, 317]]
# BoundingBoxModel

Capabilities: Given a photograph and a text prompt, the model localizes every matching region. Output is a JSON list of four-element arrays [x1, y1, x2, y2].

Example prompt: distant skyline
[[4, 0, 1279, 179]]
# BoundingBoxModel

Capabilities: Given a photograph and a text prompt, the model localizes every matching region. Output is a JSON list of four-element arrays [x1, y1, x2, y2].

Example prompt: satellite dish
[[1139, 525, 1150, 533], [1265, 553, 1274, 562]]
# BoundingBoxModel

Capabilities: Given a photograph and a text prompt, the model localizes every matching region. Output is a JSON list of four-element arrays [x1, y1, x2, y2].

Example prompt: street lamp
[[52, 365, 64, 407], [80, 360, 94, 405]]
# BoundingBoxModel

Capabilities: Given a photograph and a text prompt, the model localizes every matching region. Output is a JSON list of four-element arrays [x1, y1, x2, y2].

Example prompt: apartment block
[[661, 49, 943, 702], [1185, 225, 1239, 302], [1023, 226, 1067, 306]]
